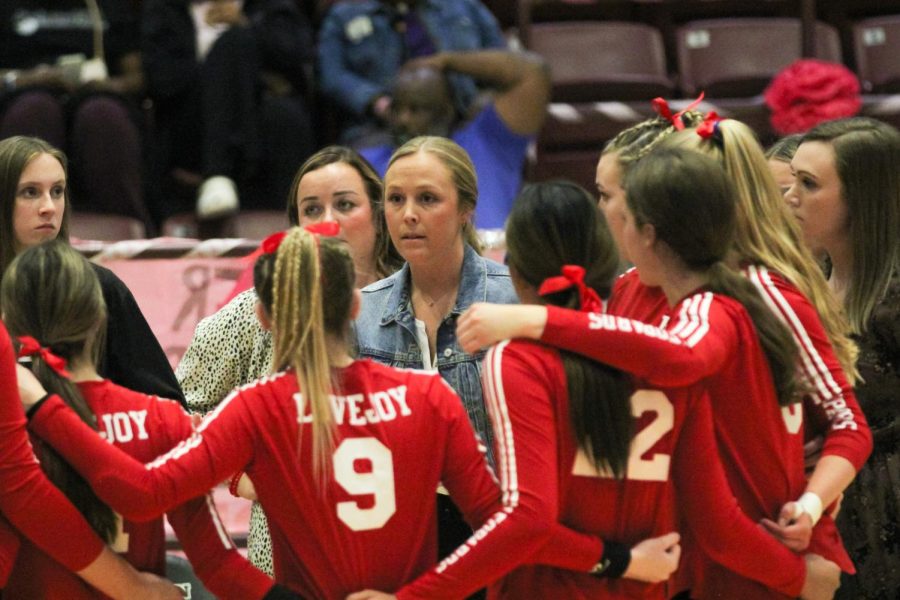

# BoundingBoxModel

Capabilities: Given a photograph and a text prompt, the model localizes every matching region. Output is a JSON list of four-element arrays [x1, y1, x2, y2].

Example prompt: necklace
[[413, 285, 457, 309]]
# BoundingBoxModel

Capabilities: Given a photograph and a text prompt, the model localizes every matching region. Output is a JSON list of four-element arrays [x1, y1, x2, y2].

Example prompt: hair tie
[[696, 111, 724, 142], [537, 265, 602, 313], [651, 91, 706, 131], [17, 336, 71, 378]]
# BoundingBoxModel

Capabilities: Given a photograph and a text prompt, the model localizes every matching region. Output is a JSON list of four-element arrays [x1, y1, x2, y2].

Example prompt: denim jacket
[[353, 244, 517, 463], [318, 0, 505, 119]]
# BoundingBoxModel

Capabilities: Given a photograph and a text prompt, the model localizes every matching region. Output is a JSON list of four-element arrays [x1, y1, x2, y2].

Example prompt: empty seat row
[[528, 16, 900, 103], [525, 15, 900, 194]]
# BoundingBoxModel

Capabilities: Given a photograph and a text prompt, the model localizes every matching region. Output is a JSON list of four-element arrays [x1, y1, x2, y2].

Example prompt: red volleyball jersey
[[471, 340, 804, 599], [8, 380, 272, 600], [608, 268, 668, 325], [542, 290, 814, 598], [611, 266, 871, 470], [608, 266, 870, 574], [743, 265, 871, 469], [29, 360, 511, 599], [0, 322, 103, 581]]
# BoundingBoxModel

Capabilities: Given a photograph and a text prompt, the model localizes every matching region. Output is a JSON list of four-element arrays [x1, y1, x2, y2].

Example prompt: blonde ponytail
[[255, 229, 357, 486], [270, 229, 335, 483]]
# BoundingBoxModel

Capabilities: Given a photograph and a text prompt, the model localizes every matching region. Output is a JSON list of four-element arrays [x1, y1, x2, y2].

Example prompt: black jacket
[[92, 264, 186, 407]]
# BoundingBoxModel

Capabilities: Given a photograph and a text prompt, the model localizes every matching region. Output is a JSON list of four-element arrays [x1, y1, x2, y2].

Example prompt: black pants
[[437, 493, 486, 600], [150, 26, 315, 220]]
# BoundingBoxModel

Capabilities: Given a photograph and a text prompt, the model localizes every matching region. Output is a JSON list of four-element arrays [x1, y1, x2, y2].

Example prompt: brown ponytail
[[704, 263, 801, 405], [626, 149, 801, 407], [506, 181, 633, 477], [0, 240, 116, 542]]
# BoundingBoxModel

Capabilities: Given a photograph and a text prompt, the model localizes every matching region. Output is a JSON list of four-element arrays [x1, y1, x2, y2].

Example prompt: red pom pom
[[764, 60, 862, 135]]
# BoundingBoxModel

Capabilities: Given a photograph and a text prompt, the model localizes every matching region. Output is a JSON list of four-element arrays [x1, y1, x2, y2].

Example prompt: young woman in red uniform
[[10, 228, 581, 598], [459, 150, 846, 599], [0, 240, 285, 599], [464, 113, 872, 587], [664, 119, 871, 560], [593, 116, 870, 572], [0, 321, 179, 598], [16, 227, 717, 599], [599, 116, 871, 570], [356, 180, 842, 600]]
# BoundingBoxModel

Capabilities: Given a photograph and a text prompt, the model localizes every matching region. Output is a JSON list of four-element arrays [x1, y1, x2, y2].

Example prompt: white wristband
[[796, 492, 824, 526]]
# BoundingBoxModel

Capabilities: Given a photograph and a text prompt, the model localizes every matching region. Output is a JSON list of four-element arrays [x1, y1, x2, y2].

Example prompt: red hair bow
[[260, 222, 342, 255], [260, 231, 288, 254], [651, 91, 706, 131], [696, 111, 724, 140], [537, 265, 602, 313], [303, 221, 341, 238], [17, 336, 71, 378]]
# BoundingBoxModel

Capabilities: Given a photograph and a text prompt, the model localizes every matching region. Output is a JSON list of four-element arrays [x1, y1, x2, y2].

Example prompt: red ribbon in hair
[[260, 231, 288, 254], [260, 223, 341, 255], [17, 336, 71, 378], [537, 265, 602, 313], [303, 221, 341, 238], [696, 111, 724, 140], [651, 91, 706, 131], [221, 223, 345, 307]]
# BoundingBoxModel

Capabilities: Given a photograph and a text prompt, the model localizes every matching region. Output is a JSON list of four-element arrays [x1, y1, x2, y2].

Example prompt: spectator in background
[[359, 49, 550, 230], [0, 136, 185, 406], [318, 0, 506, 146], [0, 0, 152, 229], [142, 0, 316, 222]]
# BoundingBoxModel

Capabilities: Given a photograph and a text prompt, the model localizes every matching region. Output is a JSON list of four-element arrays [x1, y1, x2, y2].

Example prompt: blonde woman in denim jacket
[[354, 137, 516, 579]]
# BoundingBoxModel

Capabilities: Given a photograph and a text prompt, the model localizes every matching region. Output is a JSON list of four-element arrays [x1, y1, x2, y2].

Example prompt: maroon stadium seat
[[676, 18, 842, 97], [528, 20, 675, 102], [853, 15, 900, 93]]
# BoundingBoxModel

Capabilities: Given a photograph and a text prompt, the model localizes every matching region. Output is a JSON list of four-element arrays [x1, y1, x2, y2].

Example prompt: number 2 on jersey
[[333, 438, 397, 531], [573, 390, 674, 482]]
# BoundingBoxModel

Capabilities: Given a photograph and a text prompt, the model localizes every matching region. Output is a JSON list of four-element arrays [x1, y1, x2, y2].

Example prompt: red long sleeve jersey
[[0, 322, 103, 583], [29, 360, 508, 600], [472, 340, 805, 599], [544, 288, 811, 598], [610, 267, 872, 470], [610, 267, 870, 573], [9, 380, 272, 600]]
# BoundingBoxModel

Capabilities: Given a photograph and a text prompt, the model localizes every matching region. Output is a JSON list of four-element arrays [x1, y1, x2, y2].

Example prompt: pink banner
[[102, 257, 250, 369]]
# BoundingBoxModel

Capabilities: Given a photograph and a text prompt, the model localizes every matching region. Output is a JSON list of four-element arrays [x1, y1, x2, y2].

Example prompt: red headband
[[17, 336, 71, 378], [651, 91, 706, 131], [696, 111, 724, 141], [260, 222, 342, 255], [537, 265, 602, 313]]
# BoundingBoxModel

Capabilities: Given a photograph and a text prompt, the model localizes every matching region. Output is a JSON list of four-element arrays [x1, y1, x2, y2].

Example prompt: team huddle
[[0, 105, 898, 600]]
